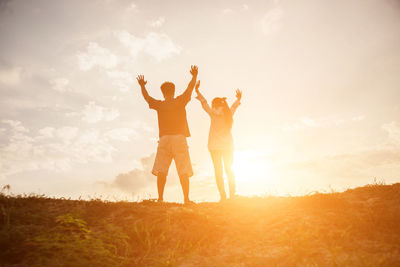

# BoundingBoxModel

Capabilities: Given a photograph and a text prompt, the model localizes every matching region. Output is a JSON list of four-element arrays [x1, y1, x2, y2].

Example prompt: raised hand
[[190, 65, 198, 77], [195, 80, 200, 93], [136, 75, 147, 87], [235, 89, 242, 101]]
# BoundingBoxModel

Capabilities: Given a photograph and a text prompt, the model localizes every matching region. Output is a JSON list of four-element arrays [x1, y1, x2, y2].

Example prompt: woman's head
[[211, 97, 227, 110], [212, 97, 233, 130]]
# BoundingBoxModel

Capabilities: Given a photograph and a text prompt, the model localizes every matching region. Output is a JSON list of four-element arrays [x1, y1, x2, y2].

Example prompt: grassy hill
[[1, 182, 400, 266]]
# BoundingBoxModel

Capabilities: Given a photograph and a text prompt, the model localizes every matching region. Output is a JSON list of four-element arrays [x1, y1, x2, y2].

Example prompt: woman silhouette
[[195, 81, 242, 201]]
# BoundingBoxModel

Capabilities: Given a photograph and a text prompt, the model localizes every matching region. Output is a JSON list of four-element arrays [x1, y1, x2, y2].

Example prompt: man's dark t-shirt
[[148, 91, 191, 137]]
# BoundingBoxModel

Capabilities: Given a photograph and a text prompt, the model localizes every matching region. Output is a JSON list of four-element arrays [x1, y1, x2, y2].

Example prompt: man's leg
[[222, 150, 236, 198], [178, 174, 190, 203], [157, 173, 167, 202], [210, 150, 227, 201], [172, 135, 194, 204], [152, 136, 172, 203]]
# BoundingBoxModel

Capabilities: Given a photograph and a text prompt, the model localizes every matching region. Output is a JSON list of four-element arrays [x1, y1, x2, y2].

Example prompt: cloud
[[117, 31, 181, 62], [352, 115, 365, 122], [104, 128, 139, 141], [287, 148, 400, 181], [38, 127, 55, 138], [242, 4, 249, 11], [0, 66, 22, 86], [77, 42, 118, 71], [109, 154, 155, 193], [132, 121, 154, 133], [282, 116, 366, 131], [382, 121, 400, 145], [49, 77, 69, 92], [150, 16, 165, 28], [300, 117, 318, 127], [81, 101, 119, 123], [106, 70, 133, 92], [1, 119, 29, 133], [56, 127, 79, 142], [260, 6, 284, 34], [0, 120, 138, 178], [129, 3, 137, 10]]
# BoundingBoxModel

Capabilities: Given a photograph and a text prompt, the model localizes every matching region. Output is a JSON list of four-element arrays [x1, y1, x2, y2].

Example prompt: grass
[[1, 182, 400, 266]]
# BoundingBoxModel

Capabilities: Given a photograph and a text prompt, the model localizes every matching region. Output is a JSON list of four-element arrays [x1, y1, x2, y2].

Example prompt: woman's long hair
[[212, 97, 233, 131]]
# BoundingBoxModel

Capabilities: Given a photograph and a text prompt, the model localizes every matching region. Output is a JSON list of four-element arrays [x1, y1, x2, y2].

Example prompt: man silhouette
[[136, 65, 198, 204]]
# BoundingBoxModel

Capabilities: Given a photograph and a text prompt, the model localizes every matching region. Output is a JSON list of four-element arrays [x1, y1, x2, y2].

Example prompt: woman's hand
[[235, 89, 242, 101], [195, 80, 202, 101], [195, 80, 200, 93]]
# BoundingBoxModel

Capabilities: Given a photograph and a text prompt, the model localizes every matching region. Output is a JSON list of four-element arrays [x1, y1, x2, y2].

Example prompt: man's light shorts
[[152, 135, 193, 177]]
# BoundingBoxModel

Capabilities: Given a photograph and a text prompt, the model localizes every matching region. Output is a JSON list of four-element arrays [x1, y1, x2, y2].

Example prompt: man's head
[[160, 82, 175, 99]]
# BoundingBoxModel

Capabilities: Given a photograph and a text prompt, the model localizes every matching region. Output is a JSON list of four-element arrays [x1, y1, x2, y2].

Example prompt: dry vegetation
[[1, 182, 400, 266]]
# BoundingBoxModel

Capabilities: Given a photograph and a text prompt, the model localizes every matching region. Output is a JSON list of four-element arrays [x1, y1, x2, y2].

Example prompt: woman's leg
[[210, 150, 226, 200], [222, 149, 236, 198]]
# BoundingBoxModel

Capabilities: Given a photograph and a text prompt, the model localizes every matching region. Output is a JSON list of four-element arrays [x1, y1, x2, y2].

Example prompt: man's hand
[[190, 65, 198, 77], [235, 89, 242, 101], [136, 75, 147, 87]]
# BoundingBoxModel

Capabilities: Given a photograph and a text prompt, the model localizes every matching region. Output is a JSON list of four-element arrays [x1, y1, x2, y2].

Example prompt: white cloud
[[260, 6, 284, 35], [382, 121, 400, 145], [0, 67, 22, 86], [104, 109, 119, 121], [150, 17, 165, 28], [38, 127, 55, 138], [286, 148, 400, 185], [108, 153, 155, 193], [242, 4, 249, 11], [104, 128, 138, 141], [106, 70, 134, 92], [132, 120, 154, 132], [55, 127, 79, 142], [0, 121, 121, 178], [300, 117, 318, 127], [143, 32, 182, 61], [352, 115, 365, 122], [81, 101, 119, 123], [1, 119, 29, 133], [77, 42, 118, 71], [117, 31, 181, 62], [282, 116, 366, 131], [49, 77, 69, 92]]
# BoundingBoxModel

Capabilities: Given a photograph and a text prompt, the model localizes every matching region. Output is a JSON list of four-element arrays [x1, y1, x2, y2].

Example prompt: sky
[[1, 0, 400, 202]]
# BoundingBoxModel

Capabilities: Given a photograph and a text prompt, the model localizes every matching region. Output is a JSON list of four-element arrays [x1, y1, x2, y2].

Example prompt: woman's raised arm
[[230, 89, 242, 115], [195, 81, 212, 115]]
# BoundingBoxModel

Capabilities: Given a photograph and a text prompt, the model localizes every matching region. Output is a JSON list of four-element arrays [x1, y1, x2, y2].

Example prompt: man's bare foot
[[157, 198, 164, 203], [184, 200, 195, 205]]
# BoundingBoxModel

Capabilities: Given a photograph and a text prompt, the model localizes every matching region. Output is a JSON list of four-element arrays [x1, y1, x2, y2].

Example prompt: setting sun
[[232, 150, 274, 194]]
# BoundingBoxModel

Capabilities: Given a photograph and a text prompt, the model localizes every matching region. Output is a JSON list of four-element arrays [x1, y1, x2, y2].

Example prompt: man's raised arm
[[136, 75, 156, 104], [179, 65, 198, 101]]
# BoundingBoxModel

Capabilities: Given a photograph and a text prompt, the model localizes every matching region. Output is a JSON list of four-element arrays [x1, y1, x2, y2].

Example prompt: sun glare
[[232, 150, 275, 196]]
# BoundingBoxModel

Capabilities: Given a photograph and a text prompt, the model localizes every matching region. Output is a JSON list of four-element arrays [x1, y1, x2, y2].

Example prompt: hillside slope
[[1, 183, 400, 266]]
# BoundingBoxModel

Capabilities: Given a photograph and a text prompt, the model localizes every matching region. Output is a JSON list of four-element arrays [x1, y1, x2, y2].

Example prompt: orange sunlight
[[232, 150, 276, 196]]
